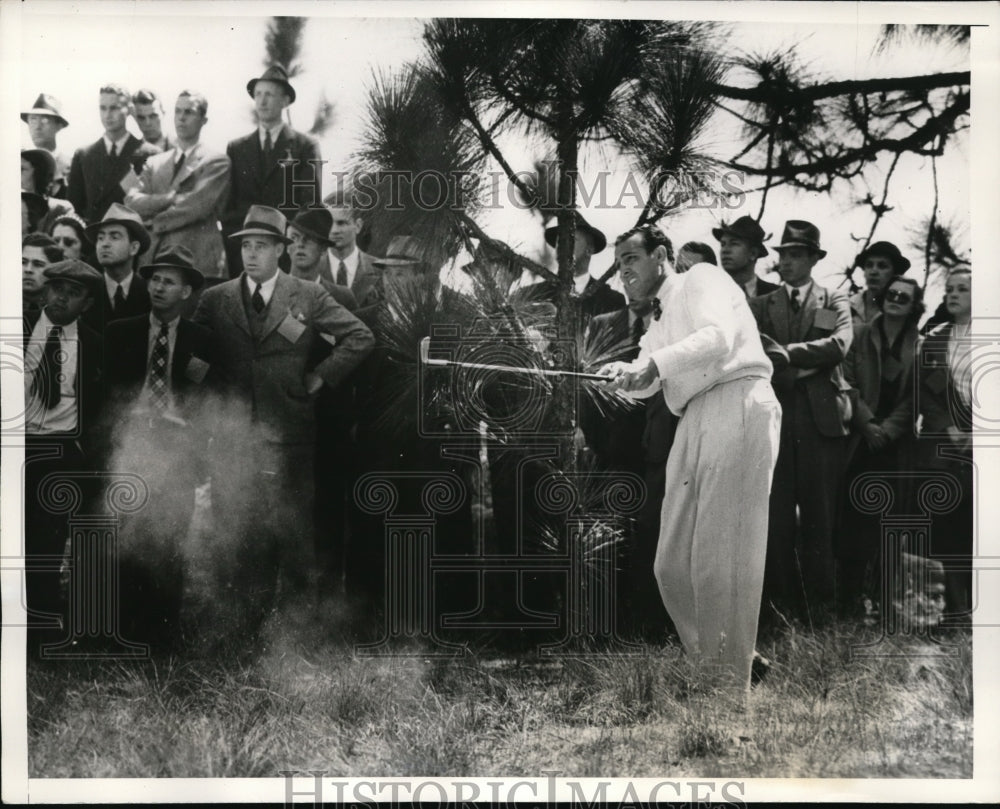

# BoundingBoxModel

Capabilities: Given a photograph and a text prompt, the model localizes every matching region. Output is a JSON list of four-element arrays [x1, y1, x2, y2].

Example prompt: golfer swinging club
[[599, 224, 781, 695]]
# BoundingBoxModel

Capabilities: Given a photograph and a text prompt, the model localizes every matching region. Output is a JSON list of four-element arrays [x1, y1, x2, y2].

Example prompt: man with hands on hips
[[599, 224, 782, 696]]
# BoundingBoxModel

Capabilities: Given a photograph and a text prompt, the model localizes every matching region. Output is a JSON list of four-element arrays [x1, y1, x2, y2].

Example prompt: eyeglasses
[[884, 289, 913, 304]]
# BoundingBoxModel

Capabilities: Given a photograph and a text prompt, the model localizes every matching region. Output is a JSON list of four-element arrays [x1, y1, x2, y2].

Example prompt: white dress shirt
[[24, 311, 79, 433], [103, 132, 131, 156], [244, 271, 279, 307], [328, 246, 360, 288], [625, 262, 772, 416], [104, 271, 135, 306], [259, 123, 284, 151], [783, 279, 814, 305]]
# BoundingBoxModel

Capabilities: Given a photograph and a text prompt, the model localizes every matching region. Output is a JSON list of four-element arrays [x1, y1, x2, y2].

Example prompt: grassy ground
[[25, 610, 972, 779]]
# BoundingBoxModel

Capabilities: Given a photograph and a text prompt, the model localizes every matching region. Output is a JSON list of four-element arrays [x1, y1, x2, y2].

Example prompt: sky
[[12, 3, 972, 304]]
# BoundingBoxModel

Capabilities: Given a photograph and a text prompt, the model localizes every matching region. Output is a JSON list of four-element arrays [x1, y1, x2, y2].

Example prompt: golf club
[[419, 337, 609, 381]]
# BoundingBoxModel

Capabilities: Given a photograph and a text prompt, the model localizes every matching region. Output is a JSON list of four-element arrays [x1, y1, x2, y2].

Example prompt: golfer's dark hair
[[132, 88, 163, 109], [615, 224, 674, 264], [22, 232, 65, 264]]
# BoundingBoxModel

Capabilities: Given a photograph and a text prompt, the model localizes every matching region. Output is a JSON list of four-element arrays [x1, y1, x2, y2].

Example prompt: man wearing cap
[[599, 224, 781, 694], [126, 90, 231, 283], [748, 220, 853, 618], [318, 195, 382, 320], [22, 260, 105, 641], [67, 84, 161, 224], [713, 215, 780, 299], [101, 245, 214, 648], [850, 241, 911, 334], [22, 234, 64, 319], [82, 203, 152, 332], [131, 90, 173, 152], [222, 66, 323, 278], [194, 205, 373, 614], [22, 93, 70, 198]]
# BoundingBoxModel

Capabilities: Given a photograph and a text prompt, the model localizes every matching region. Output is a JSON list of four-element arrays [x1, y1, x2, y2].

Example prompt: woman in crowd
[[840, 275, 924, 614], [916, 266, 973, 622], [49, 212, 94, 266], [21, 148, 73, 235]]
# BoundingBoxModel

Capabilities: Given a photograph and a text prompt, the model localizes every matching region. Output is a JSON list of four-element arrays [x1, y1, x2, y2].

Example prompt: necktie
[[171, 151, 186, 181], [263, 130, 272, 157], [252, 283, 265, 313], [148, 321, 170, 412], [113, 284, 126, 314], [108, 142, 118, 159], [34, 326, 63, 409], [336, 260, 348, 287], [790, 287, 801, 313]]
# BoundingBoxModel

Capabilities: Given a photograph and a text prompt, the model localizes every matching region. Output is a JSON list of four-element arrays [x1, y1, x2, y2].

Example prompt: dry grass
[[25, 612, 972, 779]]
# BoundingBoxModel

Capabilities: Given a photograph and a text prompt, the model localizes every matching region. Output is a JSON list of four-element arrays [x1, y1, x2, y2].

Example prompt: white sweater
[[625, 262, 772, 416]]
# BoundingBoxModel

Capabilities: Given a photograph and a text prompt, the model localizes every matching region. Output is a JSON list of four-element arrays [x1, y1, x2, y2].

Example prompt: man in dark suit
[[82, 203, 152, 331], [23, 260, 105, 649], [102, 245, 213, 649], [749, 220, 854, 618], [714, 215, 779, 298], [318, 197, 382, 321], [523, 212, 624, 324], [193, 205, 373, 618], [581, 224, 679, 640], [67, 84, 161, 223], [222, 66, 323, 278]]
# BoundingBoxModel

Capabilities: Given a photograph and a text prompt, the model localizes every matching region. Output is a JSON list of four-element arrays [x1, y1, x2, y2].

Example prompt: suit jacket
[[126, 142, 231, 279], [917, 322, 972, 435], [102, 314, 215, 416], [749, 282, 854, 437], [192, 271, 374, 445], [581, 307, 677, 470], [843, 314, 918, 446], [318, 250, 383, 319], [222, 126, 322, 234], [82, 273, 151, 333], [67, 135, 162, 223], [756, 278, 780, 296], [23, 310, 104, 452]]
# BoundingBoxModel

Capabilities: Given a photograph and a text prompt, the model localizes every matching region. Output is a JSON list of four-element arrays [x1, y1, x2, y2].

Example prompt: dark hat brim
[[774, 241, 827, 259], [140, 262, 205, 291], [85, 218, 151, 255], [544, 221, 608, 253], [21, 109, 69, 128], [287, 221, 334, 247], [854, 243, 911, 273], [711, 225, 769, 257], [229, 226, 293, 244], [247, 77, 296, 104]]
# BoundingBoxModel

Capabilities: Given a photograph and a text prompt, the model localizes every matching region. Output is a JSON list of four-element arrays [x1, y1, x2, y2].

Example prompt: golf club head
[[418, 336, 449, 366]]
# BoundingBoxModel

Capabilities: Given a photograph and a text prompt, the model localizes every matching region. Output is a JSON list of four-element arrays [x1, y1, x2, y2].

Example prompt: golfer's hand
[[598, 359, 658, 392]]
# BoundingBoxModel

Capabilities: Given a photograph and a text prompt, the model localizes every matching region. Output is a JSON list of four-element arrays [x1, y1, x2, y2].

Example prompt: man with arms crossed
[[600, 225, 781, 694]]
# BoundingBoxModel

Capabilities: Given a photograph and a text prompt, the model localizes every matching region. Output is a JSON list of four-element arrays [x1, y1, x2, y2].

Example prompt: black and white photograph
[[2, 0, 998, 803]]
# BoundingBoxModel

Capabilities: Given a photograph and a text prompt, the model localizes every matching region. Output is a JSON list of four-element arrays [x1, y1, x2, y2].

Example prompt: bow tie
[[628, 296, 662, 321]]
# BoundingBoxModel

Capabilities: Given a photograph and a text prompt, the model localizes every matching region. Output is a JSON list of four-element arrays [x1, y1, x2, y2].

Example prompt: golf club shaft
[[426, 357, 608, 381]]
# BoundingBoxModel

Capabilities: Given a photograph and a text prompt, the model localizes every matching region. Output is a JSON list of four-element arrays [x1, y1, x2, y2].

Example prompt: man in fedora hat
[[101, 244, 215, 649], [23, 259, 105, 644], [748, 219, 853, 619], [530, 212, 624, 323], [126, 90, 231, 283], [82, 203, 152, 331], [712, 215, 779, 298], [287, 208, 358, 310], [850, 240, 911, 334], [67, 84, 162, 224], [193, 205, 373, 616], [22, 92, 70, 198], [222, 65, 323, 278]]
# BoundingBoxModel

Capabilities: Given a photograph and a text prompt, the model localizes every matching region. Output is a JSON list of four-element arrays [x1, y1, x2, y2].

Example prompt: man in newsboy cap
[[748, 220, 853, 620], [193, 205, 373, 618], [221, 65, 323, 278]]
